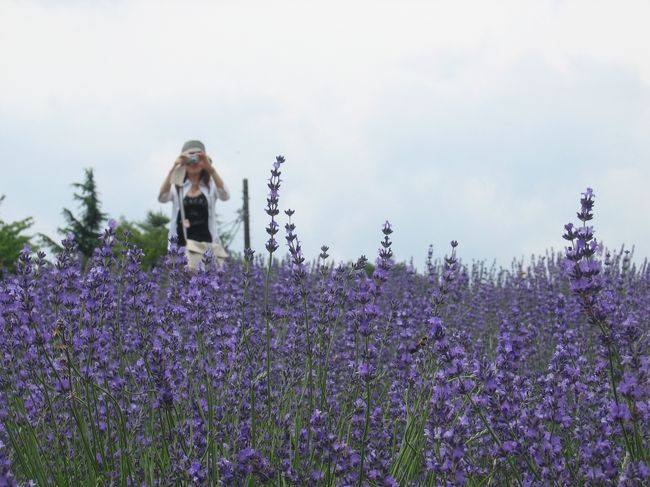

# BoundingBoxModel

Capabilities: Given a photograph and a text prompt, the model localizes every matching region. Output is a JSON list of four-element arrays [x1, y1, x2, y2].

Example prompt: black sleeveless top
[[176, 193, 212, 246]]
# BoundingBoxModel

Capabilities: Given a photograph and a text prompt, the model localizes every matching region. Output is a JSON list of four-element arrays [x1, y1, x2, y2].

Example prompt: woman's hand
[[173, 154, 188, 168], [198, 153, 214, 172]]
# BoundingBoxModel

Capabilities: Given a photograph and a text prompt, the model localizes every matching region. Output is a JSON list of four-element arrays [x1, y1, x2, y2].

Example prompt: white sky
[[1, 0, 649, 267]]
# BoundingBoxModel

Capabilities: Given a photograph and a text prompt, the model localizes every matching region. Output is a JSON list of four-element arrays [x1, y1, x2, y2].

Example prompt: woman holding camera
[[158, 140, 230, 268]]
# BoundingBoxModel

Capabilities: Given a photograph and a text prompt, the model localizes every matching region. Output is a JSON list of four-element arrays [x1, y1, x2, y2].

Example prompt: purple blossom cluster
[[0, 165, 649, 486]]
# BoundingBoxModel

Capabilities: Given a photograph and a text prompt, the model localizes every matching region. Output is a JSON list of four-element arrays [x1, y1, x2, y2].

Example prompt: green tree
[[116, 210, 170, 270], [0, 195, 34, 274], [42, 168, 107, 260]]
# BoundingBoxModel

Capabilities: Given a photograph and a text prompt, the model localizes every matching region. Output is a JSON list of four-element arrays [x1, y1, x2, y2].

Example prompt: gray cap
[[181, 140, 205, 152]]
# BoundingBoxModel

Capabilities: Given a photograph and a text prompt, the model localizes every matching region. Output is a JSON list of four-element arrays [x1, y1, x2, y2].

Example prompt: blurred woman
[[158, 140, 230, 269]]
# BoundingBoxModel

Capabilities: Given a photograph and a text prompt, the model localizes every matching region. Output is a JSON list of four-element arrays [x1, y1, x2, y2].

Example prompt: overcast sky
[[1, 0, 649, 268]]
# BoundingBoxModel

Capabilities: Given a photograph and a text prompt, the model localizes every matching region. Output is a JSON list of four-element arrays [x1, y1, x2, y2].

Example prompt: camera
[[186, 154, 200, 165]]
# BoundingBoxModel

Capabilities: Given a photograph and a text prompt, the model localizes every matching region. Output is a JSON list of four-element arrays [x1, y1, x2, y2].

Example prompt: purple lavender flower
[[1, 177, 649, 486], [264, 155, 285, 254]]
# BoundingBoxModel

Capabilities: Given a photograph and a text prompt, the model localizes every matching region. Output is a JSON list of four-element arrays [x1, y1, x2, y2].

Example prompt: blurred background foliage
[[0, 195, 34, 274], [1, 167, 237, 272], [115, 211, 170, 270]]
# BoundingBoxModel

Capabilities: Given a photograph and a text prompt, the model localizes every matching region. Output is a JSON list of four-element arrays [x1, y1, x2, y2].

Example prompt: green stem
[[62, 345, 100, 479], [302, 291, 315, 457], [605, 340, 636, 460], [264, 256, 274, 440], [466, 393, 524, 487], [357, 335, 371, 487]]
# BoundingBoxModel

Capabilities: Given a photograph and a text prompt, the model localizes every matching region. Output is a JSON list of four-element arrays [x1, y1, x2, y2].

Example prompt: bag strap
[[176, 183, 188, 243]]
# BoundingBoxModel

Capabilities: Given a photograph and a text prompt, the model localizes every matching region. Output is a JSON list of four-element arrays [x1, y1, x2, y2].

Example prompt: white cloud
[[1, 0, 649, 266]]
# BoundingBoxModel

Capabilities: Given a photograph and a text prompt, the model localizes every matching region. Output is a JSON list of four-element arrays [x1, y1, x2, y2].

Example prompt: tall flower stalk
[[357, 222, 394, 486], [284, 210, 315, 457], [562, 188, 643, 463], [262, 155, 284, 448]]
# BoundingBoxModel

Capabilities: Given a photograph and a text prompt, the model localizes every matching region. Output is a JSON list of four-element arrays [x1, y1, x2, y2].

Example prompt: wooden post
[[243, 178, 251, 250]]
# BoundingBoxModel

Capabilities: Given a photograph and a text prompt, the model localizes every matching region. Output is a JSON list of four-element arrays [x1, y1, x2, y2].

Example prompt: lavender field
[[1, 158, 648, 486]]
